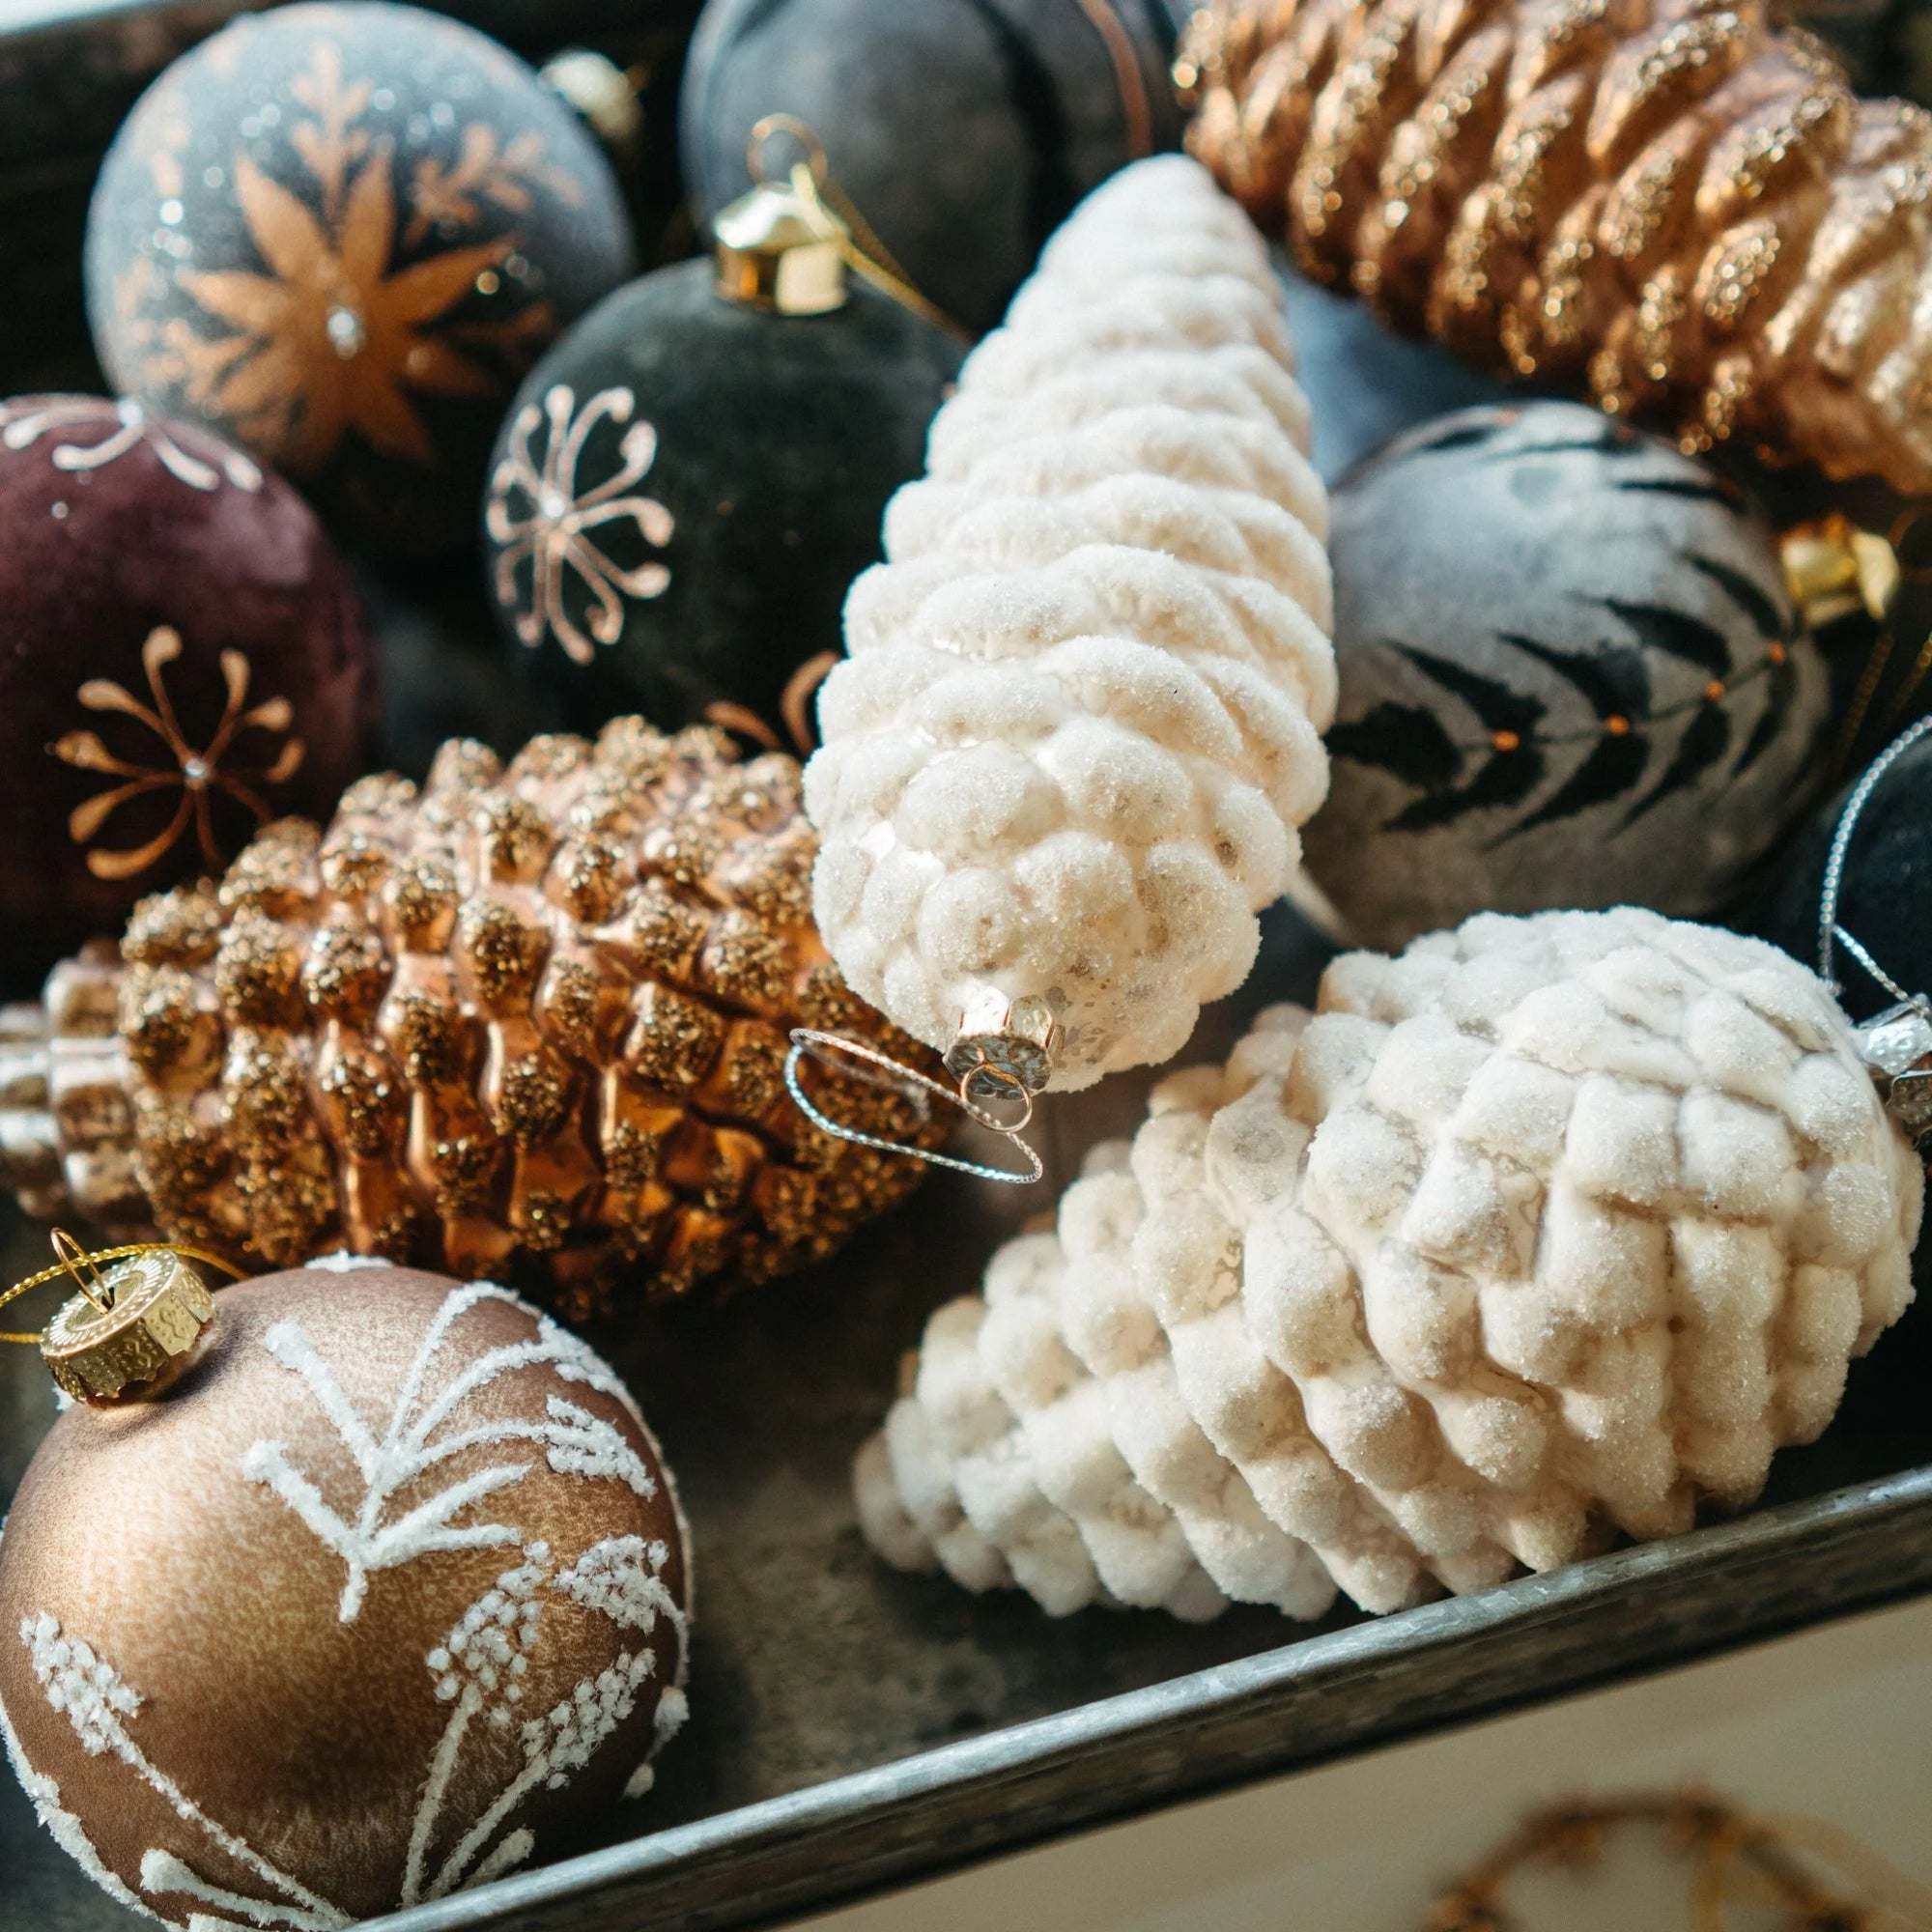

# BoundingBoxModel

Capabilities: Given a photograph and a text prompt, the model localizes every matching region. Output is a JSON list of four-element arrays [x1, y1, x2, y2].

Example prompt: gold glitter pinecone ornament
[[1180, 0, 1932, 495], [0, 722, 942, 1318]]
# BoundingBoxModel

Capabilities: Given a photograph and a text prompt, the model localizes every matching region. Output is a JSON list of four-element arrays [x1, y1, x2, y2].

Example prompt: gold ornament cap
[[539, 49, 644, 170], [713, 114, 965, 338], [713, 171, 850, 316], [945, 990, 1063, 1104], [1781, 514, 1903, 630], [3, 1234, 233, 1406]]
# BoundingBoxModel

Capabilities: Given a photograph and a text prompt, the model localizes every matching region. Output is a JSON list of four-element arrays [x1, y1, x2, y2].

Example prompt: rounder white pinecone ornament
[[806, 155, 1336, 1097], [855, 908, 1922, 1619]]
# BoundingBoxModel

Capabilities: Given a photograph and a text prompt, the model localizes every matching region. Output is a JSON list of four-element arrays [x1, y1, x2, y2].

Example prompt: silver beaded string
[[1818, 712, 1932, 1009], [784, 1030, 1044, 1183]]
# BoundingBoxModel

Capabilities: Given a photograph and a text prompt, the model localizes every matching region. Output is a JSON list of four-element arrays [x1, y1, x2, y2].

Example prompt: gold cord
[[0, 1234, 245, 1346], [748, 115, 971, 343], [1835, 622, 1898, 778], [703, 650, 840, 759], [1070, 0, 1154, 159], [1869, 507, 1932, 743]]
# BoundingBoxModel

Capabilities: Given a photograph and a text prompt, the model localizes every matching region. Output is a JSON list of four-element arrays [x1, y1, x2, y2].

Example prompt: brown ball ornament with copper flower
[[1181, 0, 1932, 495], [0, 1248, 692, 1927], [0, 719, 947, 1318], [0, 394, 373, 984]]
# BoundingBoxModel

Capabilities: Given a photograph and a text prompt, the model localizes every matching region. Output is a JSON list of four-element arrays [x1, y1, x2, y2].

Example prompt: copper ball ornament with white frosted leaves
[[85, 1, 636, 551], [0, 392, 374, 984], [0, 1260, 692, 1928]]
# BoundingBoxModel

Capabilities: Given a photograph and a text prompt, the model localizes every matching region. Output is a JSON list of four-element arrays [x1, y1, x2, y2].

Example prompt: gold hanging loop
[[747, 111, 831, 190], [744, 114, 969, 342], [2, 1233, 245, 1403], [49, 1227, 114, 1316]]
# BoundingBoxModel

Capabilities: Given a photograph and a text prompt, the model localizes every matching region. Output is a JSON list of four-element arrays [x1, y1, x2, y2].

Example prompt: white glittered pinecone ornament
[[0, 721, 943, 1320], [855, 908, 1922, 1619], [806, 155, 1336, 1095]]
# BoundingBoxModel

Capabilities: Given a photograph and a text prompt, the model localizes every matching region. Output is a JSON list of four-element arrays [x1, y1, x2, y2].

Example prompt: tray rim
[[371, 1461, 1932, 1932]]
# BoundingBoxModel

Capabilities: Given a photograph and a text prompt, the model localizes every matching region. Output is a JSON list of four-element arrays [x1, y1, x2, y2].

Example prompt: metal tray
[[4, 278, 1932, 1932]]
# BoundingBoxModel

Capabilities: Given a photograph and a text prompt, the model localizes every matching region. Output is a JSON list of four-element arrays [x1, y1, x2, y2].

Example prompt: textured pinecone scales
[[855, 909, 1922, 1620], [0, 722, 943, 1318], [1181, 0, 1932, 495], [807, 156, 1336, 1094]]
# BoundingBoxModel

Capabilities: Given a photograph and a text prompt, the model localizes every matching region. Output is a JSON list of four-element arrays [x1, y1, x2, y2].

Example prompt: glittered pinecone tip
[[1182, 0, 1932, 495]]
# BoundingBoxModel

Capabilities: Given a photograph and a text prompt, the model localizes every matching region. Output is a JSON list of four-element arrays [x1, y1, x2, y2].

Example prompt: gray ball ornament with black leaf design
[[1302, 403, 1833, 952]]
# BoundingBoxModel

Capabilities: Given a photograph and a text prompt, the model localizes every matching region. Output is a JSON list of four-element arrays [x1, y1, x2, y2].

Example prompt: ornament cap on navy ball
[[83, 0, 638, 554], [678, 0, 1187, 339], [482, 151, 963, 740]]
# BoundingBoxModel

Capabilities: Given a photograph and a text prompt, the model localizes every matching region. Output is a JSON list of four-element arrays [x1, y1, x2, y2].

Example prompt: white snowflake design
[[486, 384, 674, 668], [0, 396, 263, 493], [5, 1280, 689, 1923]]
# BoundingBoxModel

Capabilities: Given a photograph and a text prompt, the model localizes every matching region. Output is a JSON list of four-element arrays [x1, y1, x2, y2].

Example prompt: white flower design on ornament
[[487, 384, 674, 668], [0, 395, 263, 493]]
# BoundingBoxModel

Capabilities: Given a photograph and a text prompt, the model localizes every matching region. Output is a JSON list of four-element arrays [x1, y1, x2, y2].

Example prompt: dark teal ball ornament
[[483, 167, 962, 739]]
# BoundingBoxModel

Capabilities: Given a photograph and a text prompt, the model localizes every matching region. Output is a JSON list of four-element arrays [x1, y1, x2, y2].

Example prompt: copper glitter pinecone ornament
[[1181, 0, 1932, 495], [0, 722, 942, 1317]]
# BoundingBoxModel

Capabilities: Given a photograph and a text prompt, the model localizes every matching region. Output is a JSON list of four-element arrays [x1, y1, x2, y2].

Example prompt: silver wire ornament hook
[[1818, 711, 1932, 999], [1818, 718, 1932, 1161], [784, 1030, 1044, 1184]]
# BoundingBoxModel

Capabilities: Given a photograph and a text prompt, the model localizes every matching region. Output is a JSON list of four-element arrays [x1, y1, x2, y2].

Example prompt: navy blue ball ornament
[[1753, 722, 1932, 1472], [678, 0, 1185, 338], [85, 2, 637, 552], [1302, 403, 1834, 952]]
